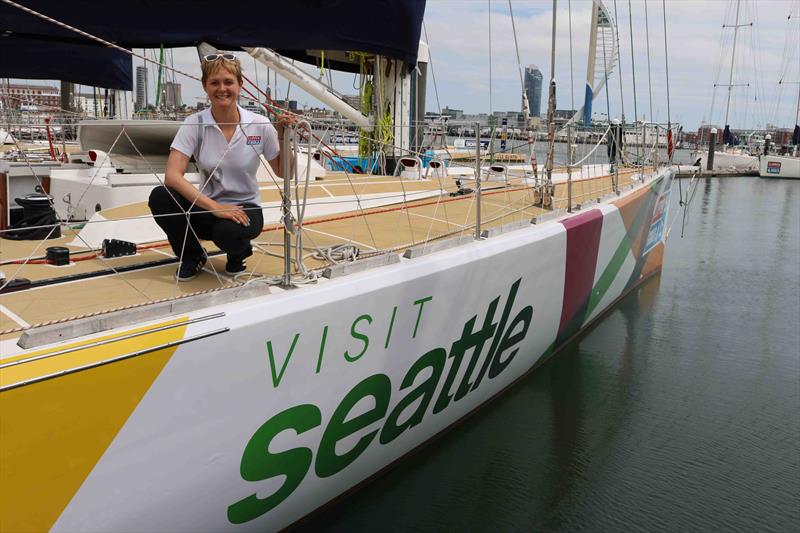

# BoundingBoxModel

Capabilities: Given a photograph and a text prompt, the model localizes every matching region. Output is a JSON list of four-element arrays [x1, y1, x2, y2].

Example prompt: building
[[240, 98, 267, 116], [135, 66, 148, 110], [161, 81, 182, 109], [441, 107, 464, 119], [75, 92, 108, 117], [524, 65, 543, 118], [274, 99, 298, 112], [2, 83, 60, 111]]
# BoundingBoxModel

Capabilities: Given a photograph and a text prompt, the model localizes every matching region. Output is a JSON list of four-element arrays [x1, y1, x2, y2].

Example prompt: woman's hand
[[212, 201, 250, 226], [274, 113, 298, 131]]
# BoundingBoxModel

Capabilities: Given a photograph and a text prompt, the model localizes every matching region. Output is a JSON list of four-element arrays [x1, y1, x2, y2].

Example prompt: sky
[[15, 0, 800, 130]]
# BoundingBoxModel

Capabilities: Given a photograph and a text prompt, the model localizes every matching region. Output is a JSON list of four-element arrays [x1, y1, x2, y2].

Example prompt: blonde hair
[[201, 58, 243, 86]]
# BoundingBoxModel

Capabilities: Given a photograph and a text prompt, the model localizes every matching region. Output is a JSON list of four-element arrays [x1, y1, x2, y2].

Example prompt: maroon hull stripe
[[557, 208, 604, 342]]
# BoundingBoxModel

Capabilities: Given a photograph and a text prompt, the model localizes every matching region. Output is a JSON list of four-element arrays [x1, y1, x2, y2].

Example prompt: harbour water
[[298, 176, 800, 531]]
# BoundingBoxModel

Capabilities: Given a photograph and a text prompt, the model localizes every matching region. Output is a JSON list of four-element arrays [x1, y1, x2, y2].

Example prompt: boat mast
[[545, 0, 557, 194], [723, 0, 742, 130], [795, 82, 800, 127]]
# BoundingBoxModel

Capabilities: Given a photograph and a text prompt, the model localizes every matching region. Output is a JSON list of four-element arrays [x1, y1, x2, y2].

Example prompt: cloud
[[25, 0, 797, 131]]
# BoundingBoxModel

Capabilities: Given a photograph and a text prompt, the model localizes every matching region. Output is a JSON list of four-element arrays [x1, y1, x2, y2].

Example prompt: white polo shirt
[[171, 105, 280, 206]]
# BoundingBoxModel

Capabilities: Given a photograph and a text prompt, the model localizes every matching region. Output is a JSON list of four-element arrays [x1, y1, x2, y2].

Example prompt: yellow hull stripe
[[0, 318, 188, 532]]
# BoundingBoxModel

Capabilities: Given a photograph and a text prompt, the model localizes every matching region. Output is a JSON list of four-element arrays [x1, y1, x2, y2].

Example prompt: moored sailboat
[[0, 2, 676, 531]]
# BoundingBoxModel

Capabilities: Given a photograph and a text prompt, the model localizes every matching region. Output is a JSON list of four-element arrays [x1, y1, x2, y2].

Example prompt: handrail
[[0, 313, 224, 370], [0, 327, 229, 392]]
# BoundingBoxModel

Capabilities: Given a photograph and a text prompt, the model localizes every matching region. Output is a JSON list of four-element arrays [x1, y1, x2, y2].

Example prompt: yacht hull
[[691, 149, 758, 172], [759, 154, 800, 179], [0, 170, 674, 532]]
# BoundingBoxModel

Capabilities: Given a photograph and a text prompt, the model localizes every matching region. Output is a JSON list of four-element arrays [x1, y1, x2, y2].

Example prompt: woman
[[149, 53, 292, 281]]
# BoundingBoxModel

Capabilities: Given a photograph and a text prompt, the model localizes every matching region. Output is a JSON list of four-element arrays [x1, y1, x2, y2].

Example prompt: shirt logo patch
[[246, 135, 262, 145]]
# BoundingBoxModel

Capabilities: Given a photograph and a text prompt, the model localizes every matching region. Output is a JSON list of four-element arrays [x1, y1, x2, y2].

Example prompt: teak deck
[[0, 169, 638, 336]]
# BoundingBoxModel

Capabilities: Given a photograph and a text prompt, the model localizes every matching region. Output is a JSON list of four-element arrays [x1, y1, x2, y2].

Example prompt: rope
[[422, 22, 443, 116], [508, 1, 526, 97]]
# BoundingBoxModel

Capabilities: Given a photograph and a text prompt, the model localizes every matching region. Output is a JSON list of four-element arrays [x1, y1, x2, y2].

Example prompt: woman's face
[[204, 66, 241, 111]]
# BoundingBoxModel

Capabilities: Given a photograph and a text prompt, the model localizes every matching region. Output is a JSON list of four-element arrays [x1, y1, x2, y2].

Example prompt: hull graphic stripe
[[557, 209, 604, 342], [0, 318, 191, 532]]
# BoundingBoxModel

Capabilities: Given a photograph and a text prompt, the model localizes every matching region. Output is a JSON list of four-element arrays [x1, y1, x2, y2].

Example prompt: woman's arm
[[164, 149, 250, 225]]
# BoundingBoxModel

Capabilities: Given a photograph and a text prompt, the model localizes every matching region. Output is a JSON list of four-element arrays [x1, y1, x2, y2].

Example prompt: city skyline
[[6, 1, 800, 130]]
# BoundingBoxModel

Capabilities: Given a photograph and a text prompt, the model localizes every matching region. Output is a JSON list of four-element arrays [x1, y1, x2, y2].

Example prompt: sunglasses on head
[[203, 53, 238, 62]]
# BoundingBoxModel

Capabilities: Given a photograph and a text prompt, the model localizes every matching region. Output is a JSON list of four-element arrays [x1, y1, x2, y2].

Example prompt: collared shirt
[[171, 105, 280, 206]]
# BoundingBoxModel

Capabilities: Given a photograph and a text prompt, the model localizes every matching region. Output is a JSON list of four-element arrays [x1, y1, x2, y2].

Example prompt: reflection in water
[[297, 179, 799, 532]]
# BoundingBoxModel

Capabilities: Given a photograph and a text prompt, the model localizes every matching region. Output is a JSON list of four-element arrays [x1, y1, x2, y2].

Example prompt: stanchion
[[282, 125, 293, 287], [567, 122, 573, 213], [475, 121, 482, 240]]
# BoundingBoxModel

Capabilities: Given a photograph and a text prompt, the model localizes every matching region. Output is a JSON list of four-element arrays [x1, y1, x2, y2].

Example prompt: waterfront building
[[135, 66, 148, 111], [524, 65, 543, 117], [1, 83, 60, 111], [240, 98, 267, 116], [161, 81, 182, 109], [75, 91, 107, 117]]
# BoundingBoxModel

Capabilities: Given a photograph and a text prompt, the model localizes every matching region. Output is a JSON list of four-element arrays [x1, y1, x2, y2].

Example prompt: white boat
[[0, 2, 678, 531], [759, 153, 800, 179], [690, 147, 759, 172]]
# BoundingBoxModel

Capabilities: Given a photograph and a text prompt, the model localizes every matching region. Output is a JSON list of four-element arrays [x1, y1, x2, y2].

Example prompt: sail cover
[[0, 35, 133, 89], [0, 0, 427, 89]]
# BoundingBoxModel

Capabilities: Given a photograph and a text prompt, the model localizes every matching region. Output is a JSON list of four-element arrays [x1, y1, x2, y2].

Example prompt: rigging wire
[[662, 0, 673, 161], [488, 0, 493, 118], [508, 1, 526, 96], [422, 22, 444, 115], [568, 0, 575, 112], [644, 0, 654, 121], [601, 12, 612, 123], [614, 0, 625, 121], [627, 0, 639, 123]]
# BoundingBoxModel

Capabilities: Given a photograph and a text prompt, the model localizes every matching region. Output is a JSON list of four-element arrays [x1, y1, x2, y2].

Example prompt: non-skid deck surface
[[1, 170, 637, 334]]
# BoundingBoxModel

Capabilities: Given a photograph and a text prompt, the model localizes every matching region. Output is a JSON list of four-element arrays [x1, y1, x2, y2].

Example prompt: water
[[298, 177, 800, 532]]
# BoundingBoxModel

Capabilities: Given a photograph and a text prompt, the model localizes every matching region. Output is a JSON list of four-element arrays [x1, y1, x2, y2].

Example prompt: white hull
[[759, 154, 800, 179], [691, 149, 758, 172], [1, 169, 674, 532]]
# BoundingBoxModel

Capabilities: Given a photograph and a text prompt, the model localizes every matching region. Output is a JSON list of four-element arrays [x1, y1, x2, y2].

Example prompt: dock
[[674, 165, 758, 178]]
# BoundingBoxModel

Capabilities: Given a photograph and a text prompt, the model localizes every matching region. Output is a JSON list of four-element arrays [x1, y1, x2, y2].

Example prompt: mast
[[545, 0, 557, 191], [723, 0, 742, 129], [795, 83, 800, 127], [155, 44, 164, 109]]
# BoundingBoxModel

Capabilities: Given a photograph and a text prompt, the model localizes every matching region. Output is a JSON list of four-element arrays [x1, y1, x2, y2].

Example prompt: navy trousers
[[148, 186, 263, 261]]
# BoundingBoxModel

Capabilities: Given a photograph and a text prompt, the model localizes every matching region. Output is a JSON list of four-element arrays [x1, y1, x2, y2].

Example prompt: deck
[[0, 168, 640, 338]]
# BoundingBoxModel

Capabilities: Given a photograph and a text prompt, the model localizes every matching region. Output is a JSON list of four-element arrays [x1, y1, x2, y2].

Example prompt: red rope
[[240, 75, 360, 173]]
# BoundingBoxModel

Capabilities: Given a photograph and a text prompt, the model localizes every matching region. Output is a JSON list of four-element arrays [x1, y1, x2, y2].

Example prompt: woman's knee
[[148, 186, 183, 214], [148, 186, 171, 213], [212, 220, 248, 251]]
